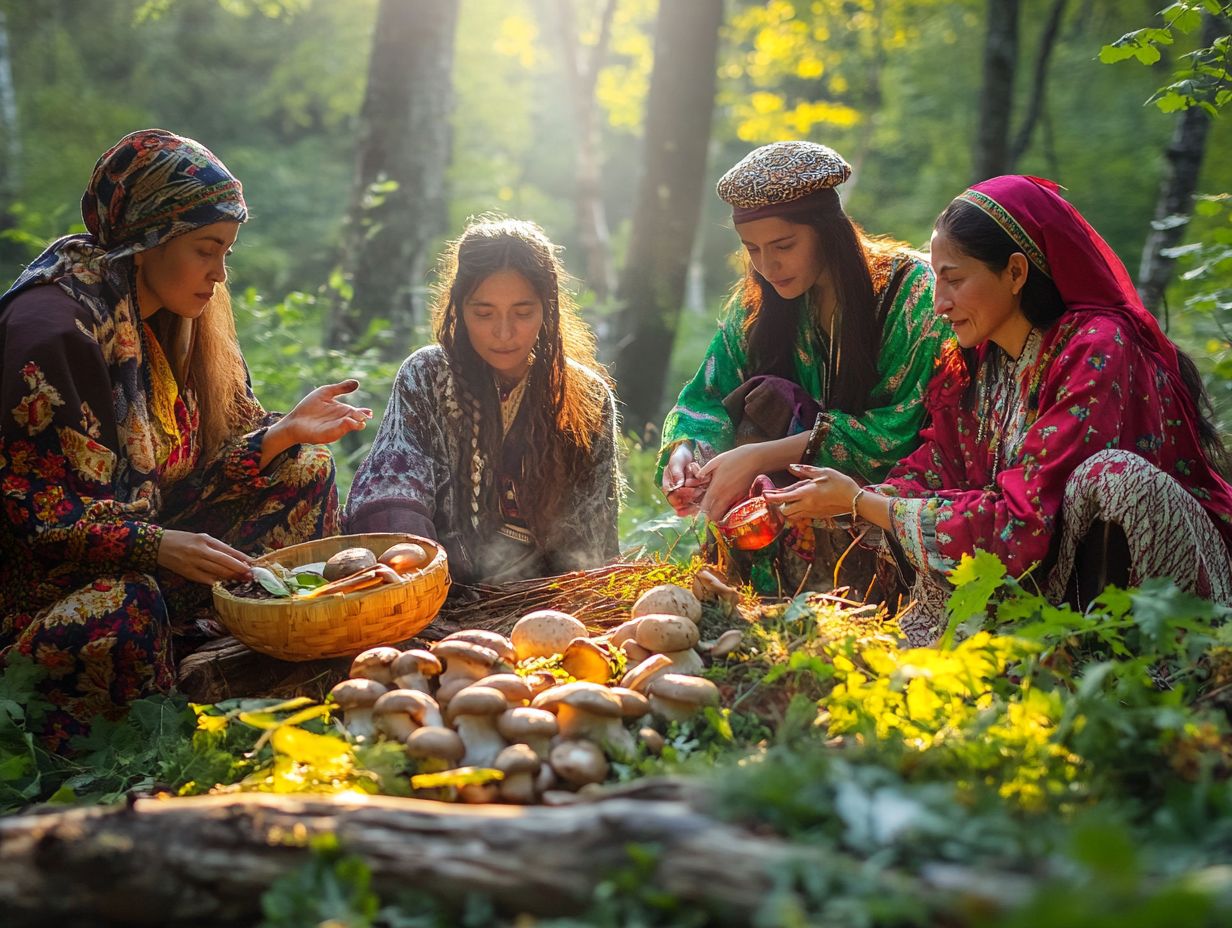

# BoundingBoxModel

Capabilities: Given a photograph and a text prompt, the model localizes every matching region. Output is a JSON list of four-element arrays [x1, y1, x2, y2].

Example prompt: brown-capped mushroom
[[349, 646, 403, 686], [660, 648, 705, 677], [638, 727, 665, 756], [634, 614, 701, 653], [561, 637, 612, 684], [495, 743, 541, 804], [619, 653, 675, 693], [440, 629, 517, 667], [609, 619, 642, 649], [459, 781, 501, 804], [497, 707, 559, 760], [328, 678, 388, 740], [446, 685, 509, 767], [390, 648, 442, 694], [632, 584, 702, 624], [373, 689, 443, 741], [378, 541, 432, 573], [433, 640, 501, 693], [707, 628, 743, 658], [620, 640, 653, 665], [549, 740, 609, 788], [405, 726, 465, 772], [522, 670, 559, 698], [608, 686, 651, 721], [470, 673, 533, 706], [534, 682, 633, 762], [323, 546, 378, 581], [692, 568, 740, 612], [510, 609, 587, 661], [646, 673, 720, 722]]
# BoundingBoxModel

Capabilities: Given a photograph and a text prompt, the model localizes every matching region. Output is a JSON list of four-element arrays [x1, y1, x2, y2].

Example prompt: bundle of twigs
[[436, 559, 710, 636]]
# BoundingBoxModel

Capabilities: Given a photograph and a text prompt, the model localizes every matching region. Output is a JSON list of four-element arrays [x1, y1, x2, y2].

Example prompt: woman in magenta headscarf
[[764, 175, 1232, 644]]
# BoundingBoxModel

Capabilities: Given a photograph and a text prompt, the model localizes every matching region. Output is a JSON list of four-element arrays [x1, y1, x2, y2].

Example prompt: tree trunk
[[0, 791, 853, 926], [973, 0, 1020, 182], [1136, 11, 1224, 316], [612, 0, 723, 431], [1008, 0, 1068, 168], [0, 9, 20, 227], [555, 0, 618, 305], [327, 0, 460, 359]]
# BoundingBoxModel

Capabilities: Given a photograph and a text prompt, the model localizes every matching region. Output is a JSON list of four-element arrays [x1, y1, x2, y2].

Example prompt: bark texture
[[973, 0, 1020, 181], [327, 0, 460, 359], [612, 0, 723, 430], [0, 791, 827, 926]]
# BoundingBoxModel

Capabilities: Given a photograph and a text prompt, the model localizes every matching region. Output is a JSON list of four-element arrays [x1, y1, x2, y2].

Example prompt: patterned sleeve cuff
[[889, 496, 955, 575], [131, 522, 164, 573], [221, 426, 279, 488]]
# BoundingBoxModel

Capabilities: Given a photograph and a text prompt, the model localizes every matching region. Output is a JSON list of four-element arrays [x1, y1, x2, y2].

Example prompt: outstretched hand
[[761, 464, 859, 526], [661, 443, 710, 516], [280, 379, 373, 446]]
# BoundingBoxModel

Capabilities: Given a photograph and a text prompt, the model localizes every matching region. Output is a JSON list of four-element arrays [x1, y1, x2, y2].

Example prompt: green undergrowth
[[4, 551, 1232, 924]]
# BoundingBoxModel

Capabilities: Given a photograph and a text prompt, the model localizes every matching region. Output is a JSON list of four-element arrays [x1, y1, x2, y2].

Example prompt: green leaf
[[940, 552, 1008, 648], [411, 766, 503, 790]]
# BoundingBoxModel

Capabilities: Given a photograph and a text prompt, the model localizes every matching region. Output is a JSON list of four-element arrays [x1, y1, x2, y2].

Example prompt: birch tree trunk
[[612, 0, 723, 430], [327, 0, 460, 359], [0, 9, 21, 230]]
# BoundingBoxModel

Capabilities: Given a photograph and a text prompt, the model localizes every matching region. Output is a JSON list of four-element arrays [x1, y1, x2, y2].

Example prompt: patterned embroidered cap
[[81, 128, 247, 258], [716, 141, 851, 222]]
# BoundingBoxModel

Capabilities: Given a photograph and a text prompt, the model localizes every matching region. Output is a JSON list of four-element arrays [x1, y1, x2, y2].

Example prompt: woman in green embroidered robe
[[658, 141, 943, 595]]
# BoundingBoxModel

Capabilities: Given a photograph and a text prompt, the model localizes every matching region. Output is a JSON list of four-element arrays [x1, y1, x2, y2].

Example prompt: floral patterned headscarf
[[0, 129, 248, 503]]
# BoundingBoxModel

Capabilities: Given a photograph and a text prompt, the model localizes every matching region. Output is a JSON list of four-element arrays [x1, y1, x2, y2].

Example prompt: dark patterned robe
[[0, 284, 338, 749], [344, 346, 620, 584]]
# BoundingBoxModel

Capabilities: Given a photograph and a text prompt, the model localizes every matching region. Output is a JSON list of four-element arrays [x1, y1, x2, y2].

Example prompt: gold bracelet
[[850, 487, 866, 522]]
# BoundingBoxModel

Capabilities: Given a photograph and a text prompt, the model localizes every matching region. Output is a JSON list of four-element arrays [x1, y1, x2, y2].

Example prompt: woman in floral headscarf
[[0, 129, 371, 748], [765, 175, 1232, 644]]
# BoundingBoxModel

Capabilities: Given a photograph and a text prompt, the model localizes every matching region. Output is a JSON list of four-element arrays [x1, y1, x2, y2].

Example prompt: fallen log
[[0, 788, 832, 926]]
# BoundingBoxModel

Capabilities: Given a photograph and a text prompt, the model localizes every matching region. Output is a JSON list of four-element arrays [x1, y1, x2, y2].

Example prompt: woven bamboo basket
[[211, 533, 451, 661]]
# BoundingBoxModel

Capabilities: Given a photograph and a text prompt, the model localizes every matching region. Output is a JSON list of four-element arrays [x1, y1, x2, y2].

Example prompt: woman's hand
[[279, 379, 373, 445], [761, 464, 860, 526], [157, 529, 253, 584], [662, 443, 709, 516], [696, 444, 772, 521], [261, 380, 373, 468]]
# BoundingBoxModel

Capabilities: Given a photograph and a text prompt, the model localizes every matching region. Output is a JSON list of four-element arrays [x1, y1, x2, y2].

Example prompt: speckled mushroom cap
[[440, 629, 517, 665], [350, 646, 403, 685], [329, 678, 388, 708], [405, 726, 465, 762], [497, 707, 559, 741], [631, 584, 702, 624], [716, 141, 851, 223], [445, 685, 509, 724], [532, 681, 623, 717], [391, 648, 442, 678], [511, 610, 588, 661], [635, 615, 700, 653]]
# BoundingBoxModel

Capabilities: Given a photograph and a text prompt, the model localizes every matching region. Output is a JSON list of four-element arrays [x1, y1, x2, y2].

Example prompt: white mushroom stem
[[392, 671, 432, 694], [453, 717, 506, 768], [556, 706, 635, 763], [343, 707, 377, 741]]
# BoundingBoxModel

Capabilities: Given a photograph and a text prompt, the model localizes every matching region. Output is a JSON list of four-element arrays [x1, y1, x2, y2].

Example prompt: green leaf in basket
[[411, 766, 504, 790], [252, 566, 292, 597], [290, 572, 327, 590]]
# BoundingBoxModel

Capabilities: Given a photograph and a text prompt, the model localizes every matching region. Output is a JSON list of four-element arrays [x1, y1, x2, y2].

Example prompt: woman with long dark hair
[[659, 141, 943, 593], [345, 218, 620, 583], [0, 129, 369, 748], [765, 175, 1232, 643]]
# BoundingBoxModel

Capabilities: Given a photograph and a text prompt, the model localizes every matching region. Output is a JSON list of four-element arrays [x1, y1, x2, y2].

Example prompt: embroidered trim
[[957, 189, 1051, 277], [497, 523, 533, 546]]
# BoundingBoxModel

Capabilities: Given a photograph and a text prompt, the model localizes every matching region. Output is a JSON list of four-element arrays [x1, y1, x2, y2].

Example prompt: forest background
[[1, 0, 1229, 546]]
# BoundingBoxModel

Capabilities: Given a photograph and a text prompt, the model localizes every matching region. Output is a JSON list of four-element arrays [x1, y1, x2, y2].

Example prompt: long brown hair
[[432, 218, 610, 530], [738, 212, 908, 416], [146, 284, 257, 459]]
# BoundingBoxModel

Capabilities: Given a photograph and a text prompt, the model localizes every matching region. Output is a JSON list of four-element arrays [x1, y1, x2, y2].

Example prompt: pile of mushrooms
[[327, 579, 743, 805]]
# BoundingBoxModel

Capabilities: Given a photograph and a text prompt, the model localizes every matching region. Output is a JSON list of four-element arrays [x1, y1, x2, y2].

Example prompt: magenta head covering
[[949, 174, 1199, 433]]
